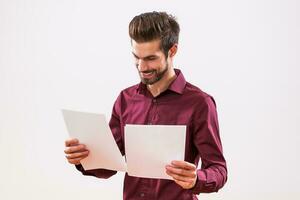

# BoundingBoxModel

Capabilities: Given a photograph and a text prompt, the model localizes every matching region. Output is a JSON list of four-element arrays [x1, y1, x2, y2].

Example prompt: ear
[[168, 44, 178, 58]]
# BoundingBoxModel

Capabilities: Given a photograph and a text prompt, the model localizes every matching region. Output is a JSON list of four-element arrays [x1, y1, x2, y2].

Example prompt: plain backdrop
[[1, 0, 299, 199]]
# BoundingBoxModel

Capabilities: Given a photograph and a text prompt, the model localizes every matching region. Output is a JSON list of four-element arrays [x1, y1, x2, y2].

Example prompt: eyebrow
[[132, 52, 158, 60]]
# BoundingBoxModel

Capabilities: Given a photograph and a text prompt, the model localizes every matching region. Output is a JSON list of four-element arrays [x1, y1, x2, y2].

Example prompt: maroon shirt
[[76, 69, 227, 199]]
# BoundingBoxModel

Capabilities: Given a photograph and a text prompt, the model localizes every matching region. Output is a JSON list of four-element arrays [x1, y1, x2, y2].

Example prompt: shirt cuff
[[190, 169, 207, 194], [75, 164, 84, 172], [74, 164, 117, 179]]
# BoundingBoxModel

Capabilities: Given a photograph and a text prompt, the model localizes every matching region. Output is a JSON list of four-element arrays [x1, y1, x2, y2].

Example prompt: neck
[[147, 67, 176, 97]]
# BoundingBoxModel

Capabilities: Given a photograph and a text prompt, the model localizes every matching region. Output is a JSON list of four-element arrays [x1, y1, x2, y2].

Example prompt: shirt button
[[140, 193, 145, 197], [153, 99, 157, 103], [148, 122, 152, 125]]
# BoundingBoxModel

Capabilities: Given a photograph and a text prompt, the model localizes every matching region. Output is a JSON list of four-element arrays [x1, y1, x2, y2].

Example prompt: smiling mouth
[[141, 71, 155, 78]]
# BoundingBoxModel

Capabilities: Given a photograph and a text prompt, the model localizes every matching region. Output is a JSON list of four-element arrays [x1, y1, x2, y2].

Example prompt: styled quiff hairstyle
[[129, 11, 180, 57]]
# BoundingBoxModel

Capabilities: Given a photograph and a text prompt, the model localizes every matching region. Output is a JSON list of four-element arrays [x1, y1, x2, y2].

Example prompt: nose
[[136, 59, 148, 72]]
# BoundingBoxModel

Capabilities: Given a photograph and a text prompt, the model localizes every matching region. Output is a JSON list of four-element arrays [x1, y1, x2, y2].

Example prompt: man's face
[[131, 39, 169, 85]]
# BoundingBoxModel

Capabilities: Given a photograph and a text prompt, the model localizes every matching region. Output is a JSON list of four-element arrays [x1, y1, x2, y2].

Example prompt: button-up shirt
[[76, 69, 227, 200]]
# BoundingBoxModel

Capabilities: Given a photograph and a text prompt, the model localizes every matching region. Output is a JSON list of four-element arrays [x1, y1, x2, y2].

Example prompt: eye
[[146, 56, 157, 61]]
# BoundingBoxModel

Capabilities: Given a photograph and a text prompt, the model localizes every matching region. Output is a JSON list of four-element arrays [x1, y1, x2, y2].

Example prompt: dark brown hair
[[129, 11, 180, 57]]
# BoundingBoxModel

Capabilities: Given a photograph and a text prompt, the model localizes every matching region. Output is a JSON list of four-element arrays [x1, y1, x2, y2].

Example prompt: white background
[[1, 0, 299, 199]]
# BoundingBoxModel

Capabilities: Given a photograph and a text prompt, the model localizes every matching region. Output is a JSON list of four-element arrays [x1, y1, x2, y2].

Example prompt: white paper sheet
[[125, 124, 186, 180], [62, 109, 127, 171]]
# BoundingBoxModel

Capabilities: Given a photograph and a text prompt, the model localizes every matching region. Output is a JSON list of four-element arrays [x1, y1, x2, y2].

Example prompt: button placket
[[147, 98, 158, 125], [151, 98, 158, 123]]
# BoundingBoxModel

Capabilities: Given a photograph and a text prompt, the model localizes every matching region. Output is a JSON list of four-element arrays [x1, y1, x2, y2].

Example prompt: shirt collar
[[137, 68, 186, 95]]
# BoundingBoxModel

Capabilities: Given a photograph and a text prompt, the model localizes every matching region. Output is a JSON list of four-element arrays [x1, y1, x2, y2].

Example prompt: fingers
[[165, 160, 197, 189], [165, 165, 196, 178], [64, 138, 89, 165], [64, 144, 87, 154], [67, 155, 88, 165], [65, 138, 79, 147], [166, 169, 196, 182], [171, 160, 196, 170], [65, 150, 89, 159], [64, 146, 89, 165]]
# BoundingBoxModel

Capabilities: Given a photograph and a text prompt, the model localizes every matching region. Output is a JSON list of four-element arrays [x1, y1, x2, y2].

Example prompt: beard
[[138, 63, 169, 85]]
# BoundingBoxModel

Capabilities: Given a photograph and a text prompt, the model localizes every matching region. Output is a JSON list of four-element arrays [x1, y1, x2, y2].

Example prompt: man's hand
[[64, 138, 89, 165], [166, 160, 197, 189]]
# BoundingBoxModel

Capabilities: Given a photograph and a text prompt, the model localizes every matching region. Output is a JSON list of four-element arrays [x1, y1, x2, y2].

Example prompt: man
[[64, 11, 227, 199]]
